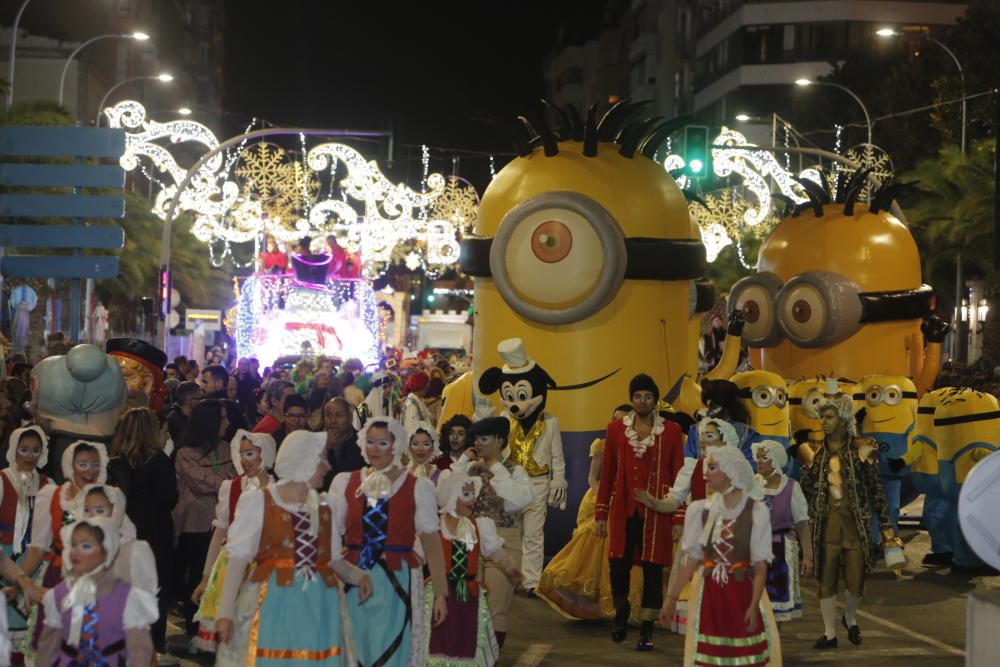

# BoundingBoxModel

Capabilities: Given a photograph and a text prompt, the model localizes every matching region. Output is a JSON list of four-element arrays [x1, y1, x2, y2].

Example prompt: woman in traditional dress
[[424, 472, 521, 666], [0, 427, 50, 656], [19, 441, 108, 658], [660, 446, 781, 666], [537, 405, 632, 620], [191, 430, 276, 652], [329, 417, 450, 667], [35, 518, 157, 666], [215, 430, 369, 666], [407, 422, 449, 485], [753, 440, 812, 622]]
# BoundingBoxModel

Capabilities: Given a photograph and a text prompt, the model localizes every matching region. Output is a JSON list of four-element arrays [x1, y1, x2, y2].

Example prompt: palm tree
[[903, 138, 997, 365]]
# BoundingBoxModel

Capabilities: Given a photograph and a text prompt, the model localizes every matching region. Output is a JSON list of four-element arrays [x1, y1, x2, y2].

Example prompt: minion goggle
[[459, 191, 711, 325], [729, 271, 934, 348], [736, 385, 788, 409], [853, 385, 918, 408], [934, 410, 1000, 427]]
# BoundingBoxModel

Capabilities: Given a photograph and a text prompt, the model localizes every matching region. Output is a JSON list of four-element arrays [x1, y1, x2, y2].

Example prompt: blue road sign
[[0, 256, 119, 279], [0, 224, 124, 249]]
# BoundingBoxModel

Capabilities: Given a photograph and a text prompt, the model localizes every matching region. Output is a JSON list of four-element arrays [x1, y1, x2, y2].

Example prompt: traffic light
[[683, 125, 710, 179]]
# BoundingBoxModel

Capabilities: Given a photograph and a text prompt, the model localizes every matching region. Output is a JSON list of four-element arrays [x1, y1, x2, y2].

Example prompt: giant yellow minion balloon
[[729, 173, 947, 393], [934, 388, 1000, 570], [460, 102, 740, 539]]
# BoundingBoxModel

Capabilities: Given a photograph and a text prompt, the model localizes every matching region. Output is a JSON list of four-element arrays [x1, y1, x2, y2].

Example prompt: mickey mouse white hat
[[498, 338, 536, 375]]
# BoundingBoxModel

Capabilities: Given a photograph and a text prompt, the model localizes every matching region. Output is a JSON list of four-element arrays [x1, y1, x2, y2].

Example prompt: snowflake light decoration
[[843, 143, 893, 201], [429, 176, 480, 233], [105, 100, 464, 277]]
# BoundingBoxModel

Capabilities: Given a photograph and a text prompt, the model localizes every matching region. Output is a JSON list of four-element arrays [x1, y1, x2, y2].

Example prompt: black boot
[[636, 621, 654, 652], [813, 635, 838, 649], [611, 603, 630, 643]]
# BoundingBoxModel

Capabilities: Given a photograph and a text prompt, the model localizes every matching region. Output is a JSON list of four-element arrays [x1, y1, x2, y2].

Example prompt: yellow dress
[[538, 439, 645, 620]]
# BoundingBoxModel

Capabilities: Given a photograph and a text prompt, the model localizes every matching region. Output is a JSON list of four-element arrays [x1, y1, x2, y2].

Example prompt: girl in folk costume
[[661, 446, 782, 667], [71, 485, 155, 597], [449, 417, 533, 649], [407, 422, 450, 486], [424, 473, 521, 667], [538, 405, 633, 621], [36, 518, 157, 667], [191, 430, 276, 652], [215, 430, 370, 667], [329, 418, 450, 667], [650, 418, 740, 635], [20, 441, 109, 656], [0, 427, 51, 653], [752, 440, 813, 622]]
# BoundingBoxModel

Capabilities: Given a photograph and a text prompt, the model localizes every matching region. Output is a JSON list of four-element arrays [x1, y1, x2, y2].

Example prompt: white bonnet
[[60, 516, 119, 575], [6, 425, 49, 469], [700, 418, 738, 449], [230, 429, 277, 475], [707, 445, 763, 500], [435, 471, 483, 516], [61, 440, 108, 485], [407, 421, 441, 460], [274, 430, 326, 483], [751, 439, 788, 472], [358, 417, 408, 468]]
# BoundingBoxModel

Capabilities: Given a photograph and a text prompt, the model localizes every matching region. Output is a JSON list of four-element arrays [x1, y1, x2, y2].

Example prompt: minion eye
[[728, 272, 784, 347], [803, 388, 823, 418], [775, 388, 788, 408], [884, 385, 902, 406], [867, 386, 884, 406], [752, 386, 774, 408], [776, 271, 864, 348], [490, 191, 626, 325]]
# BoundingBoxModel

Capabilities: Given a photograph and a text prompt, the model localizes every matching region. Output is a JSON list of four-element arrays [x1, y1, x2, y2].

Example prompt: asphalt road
[[499, 527, 995, 666]]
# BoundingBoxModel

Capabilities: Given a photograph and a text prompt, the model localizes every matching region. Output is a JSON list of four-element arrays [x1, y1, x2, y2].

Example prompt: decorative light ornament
[[105, 100, 464, 277], [429, 176, 480, 233]]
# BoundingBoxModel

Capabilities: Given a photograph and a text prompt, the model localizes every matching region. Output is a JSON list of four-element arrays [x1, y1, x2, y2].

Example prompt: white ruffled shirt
[[622, 411, 665, 459], [448, 458, 534, 514], [681, 495, 773, 564], [224, 486, 340, 563], [41, 579, 159, 630], [213, 475, 274, 531], [440, 516, 504, 559]]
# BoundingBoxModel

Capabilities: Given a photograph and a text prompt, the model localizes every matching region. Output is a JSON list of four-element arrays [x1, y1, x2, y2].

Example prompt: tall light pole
[[95, 73, 172, 126], [5, 0, 35, 109], [795, 78, 873, 146], [58, 31, 150, 105], [877, 27, 969, 362], [876, 28, 966, 155]]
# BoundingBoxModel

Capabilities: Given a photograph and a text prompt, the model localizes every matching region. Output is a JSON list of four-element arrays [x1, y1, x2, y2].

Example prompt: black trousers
[[176, 531, 212, 636], [608, 512, 664, 612]]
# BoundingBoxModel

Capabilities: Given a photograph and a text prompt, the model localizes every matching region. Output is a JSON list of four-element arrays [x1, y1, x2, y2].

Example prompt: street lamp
[[734, 113, 751, 122], [177, 106, 192, 116], [876, 27, 966, 154], [795, 78, 873, 146], [95, 73, 173, 126], [58, 32, 150, 106], [5, 0, 35, 109]]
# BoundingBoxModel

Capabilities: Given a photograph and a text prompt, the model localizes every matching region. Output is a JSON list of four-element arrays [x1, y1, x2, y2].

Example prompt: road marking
[[794, 630, 889, 640], [795, 646, 935, 662], [802, 590, 965, 657], [513, 643, 554, 667]]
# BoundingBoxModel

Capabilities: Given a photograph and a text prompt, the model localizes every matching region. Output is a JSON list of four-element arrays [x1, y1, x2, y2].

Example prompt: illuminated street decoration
[[104, 100, 468, 277]]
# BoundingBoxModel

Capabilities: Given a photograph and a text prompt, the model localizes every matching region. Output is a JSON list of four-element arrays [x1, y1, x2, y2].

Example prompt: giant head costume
[[106, 337, 168, 411], [30, 344, 126, 481], [729, 174, 946, 393], [461, 101, 741, 432]]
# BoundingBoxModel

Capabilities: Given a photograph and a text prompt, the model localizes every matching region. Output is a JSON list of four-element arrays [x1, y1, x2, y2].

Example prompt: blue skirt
[[251, 571, 345, 666], [345, 562, 414, 667], [1, 543, 28, 639]]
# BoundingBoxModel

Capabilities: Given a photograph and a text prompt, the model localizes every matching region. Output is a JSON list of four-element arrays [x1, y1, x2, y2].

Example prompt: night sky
[[224, 0, 609, 184]]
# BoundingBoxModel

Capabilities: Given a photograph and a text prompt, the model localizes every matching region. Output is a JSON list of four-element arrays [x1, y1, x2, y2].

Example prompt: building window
[[783, 24, 795, 51]]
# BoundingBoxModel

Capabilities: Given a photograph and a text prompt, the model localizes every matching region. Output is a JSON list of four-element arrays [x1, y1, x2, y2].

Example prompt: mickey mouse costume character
[[478, 339, 567, 594]]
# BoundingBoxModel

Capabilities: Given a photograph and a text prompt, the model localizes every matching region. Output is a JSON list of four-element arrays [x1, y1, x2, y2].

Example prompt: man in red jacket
[[596, 373, 684, 652]]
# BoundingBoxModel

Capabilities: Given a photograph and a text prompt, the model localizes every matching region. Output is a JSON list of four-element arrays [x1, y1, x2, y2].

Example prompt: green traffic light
[[689, 158, 704, 174]]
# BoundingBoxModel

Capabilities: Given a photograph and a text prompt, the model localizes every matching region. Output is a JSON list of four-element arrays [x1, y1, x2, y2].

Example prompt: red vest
[[48, 483, 72, 566], [0, 471, 50, 546], [228, 477, 246, 526], [691, 458, 707, 502], [344, 471, 420, 571]]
